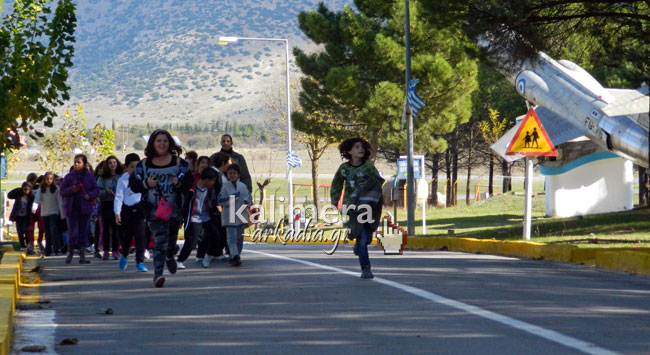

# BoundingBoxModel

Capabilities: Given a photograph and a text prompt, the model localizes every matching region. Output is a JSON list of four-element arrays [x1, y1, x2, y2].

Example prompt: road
[[12, 243, 650, 354]]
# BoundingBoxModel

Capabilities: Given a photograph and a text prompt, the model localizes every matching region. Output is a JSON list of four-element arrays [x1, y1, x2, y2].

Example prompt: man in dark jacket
[[210, 134, 252, 193]]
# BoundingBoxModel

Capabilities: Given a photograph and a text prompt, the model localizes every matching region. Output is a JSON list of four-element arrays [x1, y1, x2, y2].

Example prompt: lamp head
[[218, 36, 238, 45]]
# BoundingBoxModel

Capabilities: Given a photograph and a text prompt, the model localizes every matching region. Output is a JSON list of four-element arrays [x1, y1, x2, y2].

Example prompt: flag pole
[[405, 0, 415, 236]]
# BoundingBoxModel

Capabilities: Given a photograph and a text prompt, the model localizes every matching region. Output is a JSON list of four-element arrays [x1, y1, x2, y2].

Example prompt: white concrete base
[[542, 156, 633, 217]]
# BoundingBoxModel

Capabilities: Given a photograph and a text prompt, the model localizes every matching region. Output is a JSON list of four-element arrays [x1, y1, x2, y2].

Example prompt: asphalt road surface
[[12, 243, 650, 354]]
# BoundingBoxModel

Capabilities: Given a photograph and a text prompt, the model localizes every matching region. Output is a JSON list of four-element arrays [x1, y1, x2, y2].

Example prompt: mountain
[[55, 0, 353, 126]]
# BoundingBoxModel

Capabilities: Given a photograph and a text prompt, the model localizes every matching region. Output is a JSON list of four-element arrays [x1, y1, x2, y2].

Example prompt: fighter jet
[[483, 37, 650, 167]]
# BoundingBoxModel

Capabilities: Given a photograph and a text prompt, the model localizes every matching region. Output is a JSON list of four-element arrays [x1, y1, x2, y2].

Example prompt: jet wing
[[601, 84, 649, 117], [533, 106, 585, 146], [490, 106, 584, 161], [491, 120, 523, 162]]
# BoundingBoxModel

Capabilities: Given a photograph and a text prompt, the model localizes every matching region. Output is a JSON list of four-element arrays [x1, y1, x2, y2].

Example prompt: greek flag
[[286, 150, 302, 168], [407, 78, 426, 118]]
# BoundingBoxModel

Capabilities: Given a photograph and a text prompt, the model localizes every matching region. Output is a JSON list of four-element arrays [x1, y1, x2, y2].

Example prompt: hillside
[[45, 0, 353, 126]]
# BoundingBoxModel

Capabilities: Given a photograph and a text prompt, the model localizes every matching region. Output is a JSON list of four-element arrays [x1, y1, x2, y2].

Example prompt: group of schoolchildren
[[8, 172, 65, 257], [11, 130, 384, 285], [10, 130, 253, 287]]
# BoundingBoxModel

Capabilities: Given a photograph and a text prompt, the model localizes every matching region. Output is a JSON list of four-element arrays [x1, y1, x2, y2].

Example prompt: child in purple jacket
[[60, 154, 100, 264]]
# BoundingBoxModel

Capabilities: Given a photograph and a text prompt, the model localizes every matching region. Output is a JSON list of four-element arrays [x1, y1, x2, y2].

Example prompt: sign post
[[506, 108, 557, 240], [397, 155, 426, 235]]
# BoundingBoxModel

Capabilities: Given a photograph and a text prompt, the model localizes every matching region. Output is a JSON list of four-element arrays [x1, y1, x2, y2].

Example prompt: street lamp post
[[218, 36, 294, 226]]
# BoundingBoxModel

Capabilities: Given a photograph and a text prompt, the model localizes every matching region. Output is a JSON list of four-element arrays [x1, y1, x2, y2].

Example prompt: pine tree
[[294, 1, 478, 160]]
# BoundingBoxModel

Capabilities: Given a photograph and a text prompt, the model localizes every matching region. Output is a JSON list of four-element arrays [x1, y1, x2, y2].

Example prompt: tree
[[89, 123, 115, 164], [133, 139, 144, 151], [38, 104, 87, 174], [0, 0, 76, 153], [420, 1, 649, 86], [293, 109, 339, 220], [473, 62, 525, 194], [479, 109, 509, 195], [294, 1, 478, 162], [6, 149, 28, 177]]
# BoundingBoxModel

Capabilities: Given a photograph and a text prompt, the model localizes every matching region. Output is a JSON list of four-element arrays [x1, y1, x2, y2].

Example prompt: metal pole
[[219, 36, 293, 227], [422, 195, 426, 234], [405, 0, 415, 236], [284, 39, 295, 230], [523, 157, 533, 240]]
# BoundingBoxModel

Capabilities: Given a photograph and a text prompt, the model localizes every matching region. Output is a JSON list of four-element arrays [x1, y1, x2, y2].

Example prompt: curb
[[405, 237, 650, 276], [0, 248, 24, 355]]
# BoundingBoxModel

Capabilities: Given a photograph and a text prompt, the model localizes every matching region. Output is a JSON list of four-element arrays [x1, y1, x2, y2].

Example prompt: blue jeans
[[42, 214, 62, 254], [225, 225, 245, 258], [356, 226, 372, 269]]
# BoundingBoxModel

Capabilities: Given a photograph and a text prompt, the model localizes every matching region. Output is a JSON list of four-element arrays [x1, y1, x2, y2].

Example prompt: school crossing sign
[[506, 108, 557, 157]]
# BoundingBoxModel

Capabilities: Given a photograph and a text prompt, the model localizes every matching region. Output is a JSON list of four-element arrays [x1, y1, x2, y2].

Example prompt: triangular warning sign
[[506, 108, 557, 157]]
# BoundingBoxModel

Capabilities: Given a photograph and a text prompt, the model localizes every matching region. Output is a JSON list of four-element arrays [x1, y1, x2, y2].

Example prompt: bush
[[133, 140, 144, 150]]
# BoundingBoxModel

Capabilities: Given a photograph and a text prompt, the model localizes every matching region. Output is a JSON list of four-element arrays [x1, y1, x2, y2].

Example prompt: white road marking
[[248, 249, 620, 355], [12, 309, 57, 354]]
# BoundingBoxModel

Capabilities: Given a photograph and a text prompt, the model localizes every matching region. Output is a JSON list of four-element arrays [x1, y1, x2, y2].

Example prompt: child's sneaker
[[177, 261, 186, 270], [118, 256, 128, 270], [154, 274, 165, 288], [112, 252, 119, 260], [231, 255, 241, 267], [202, 256, 211, 268], [136, 262, 148, 272], [195, 257, 204, 263], [360, 266, 374, 279]]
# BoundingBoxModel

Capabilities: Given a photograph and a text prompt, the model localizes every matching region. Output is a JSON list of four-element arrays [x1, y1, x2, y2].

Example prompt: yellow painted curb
[[0, 285, 14, 355], [595, 251, 650, 276], [540, 244, 577, 263], [0, 250, 23, 355], [499, 241, 544, 259], [401, 236, 650, 277]]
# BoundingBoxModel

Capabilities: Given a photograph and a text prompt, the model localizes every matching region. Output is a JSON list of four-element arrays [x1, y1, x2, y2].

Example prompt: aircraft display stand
[[539, 140, 633, 218]]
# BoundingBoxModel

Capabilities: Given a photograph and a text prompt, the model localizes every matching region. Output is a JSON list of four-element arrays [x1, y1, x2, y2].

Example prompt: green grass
[[253, 178, 650, 248], [396, 193, 650, 248]]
